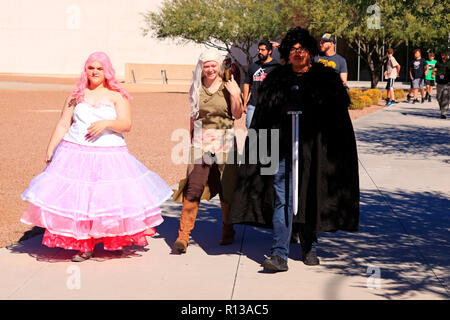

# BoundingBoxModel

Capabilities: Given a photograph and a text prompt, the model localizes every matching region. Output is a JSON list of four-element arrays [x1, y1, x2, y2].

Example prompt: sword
[[287, 111, 302, 215]]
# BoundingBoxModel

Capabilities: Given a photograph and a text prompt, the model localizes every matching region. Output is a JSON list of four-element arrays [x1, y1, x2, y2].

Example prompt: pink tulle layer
[[42, 229, 156, 252], [20, 140, 173, 250], [21, 204, 164, 240]]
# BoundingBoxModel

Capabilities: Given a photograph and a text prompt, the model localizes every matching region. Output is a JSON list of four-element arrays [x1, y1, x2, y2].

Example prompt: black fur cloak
[[229, 62, 360, 233]]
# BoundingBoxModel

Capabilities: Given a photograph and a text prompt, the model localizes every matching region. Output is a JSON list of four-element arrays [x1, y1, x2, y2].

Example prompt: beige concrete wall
[[0, 0, 213, 77], [125, 63, 194, 84]]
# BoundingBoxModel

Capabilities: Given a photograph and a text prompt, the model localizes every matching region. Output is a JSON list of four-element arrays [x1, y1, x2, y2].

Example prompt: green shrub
[[394, 88, 406, 99], [382, 89, 407, 100], [365, 89, 382, 100], [364, 91, 381, 105], [360, 95, 372, 106], [350, 95, 372, 110], [348, 88, 363, 97]]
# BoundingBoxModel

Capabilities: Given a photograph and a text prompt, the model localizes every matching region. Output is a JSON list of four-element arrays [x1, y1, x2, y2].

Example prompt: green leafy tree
[[290, 0, 450, 87], [142, 0, 296, 71], [144, 0, 449, 88]]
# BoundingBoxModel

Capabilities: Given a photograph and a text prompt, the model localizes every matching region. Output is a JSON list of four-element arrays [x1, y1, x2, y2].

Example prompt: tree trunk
[[346, 38, 379, 88], [346, 37, 392, 89], [368, 46, 386, 88], [370, 69, 380, 89], [366, 54, 377, 88]]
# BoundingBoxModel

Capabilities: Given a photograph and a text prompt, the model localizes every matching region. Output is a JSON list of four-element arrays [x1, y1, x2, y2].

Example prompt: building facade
[[0, 0, 207, 78]]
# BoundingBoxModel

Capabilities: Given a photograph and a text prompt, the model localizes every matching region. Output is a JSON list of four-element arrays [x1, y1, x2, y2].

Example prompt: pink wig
[[71, 51, 132, 103]]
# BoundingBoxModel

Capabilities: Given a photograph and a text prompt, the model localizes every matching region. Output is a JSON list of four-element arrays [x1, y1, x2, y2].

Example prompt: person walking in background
[[171, 50, 243, 253], [315, 33, 348, 87], [406, 87, 414, 103], [409, 49, 427, 104], [433, 51, 450, 119], [243, 40, 280, 128], [425, 51, 437, 102], [384, 48, 401, 107], [223, 55, 241, 86], [20, 52, 173, 262]]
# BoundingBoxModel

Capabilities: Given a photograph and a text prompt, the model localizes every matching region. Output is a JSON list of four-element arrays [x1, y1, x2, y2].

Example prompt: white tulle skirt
[[21, 140, 173, 252]]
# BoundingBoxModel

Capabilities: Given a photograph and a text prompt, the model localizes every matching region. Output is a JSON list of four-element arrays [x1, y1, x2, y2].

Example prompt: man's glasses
[[290, 46, 307, 53]]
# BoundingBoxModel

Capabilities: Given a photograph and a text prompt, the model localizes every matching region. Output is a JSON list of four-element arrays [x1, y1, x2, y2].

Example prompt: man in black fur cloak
[[229, 27, 360, 271]]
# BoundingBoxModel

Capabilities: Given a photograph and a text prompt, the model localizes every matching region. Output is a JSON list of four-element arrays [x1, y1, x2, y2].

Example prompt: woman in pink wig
[[20, 52, 172, 262]]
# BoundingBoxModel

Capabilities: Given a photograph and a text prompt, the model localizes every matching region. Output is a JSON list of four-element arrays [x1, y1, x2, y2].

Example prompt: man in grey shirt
[[314, 33, 348, 87]]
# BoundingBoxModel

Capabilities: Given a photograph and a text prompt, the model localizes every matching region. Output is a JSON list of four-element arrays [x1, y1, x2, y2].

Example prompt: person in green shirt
[[425, 51, 437, 102]]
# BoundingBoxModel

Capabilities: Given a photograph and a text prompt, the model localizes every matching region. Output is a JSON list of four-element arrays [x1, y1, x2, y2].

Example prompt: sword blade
[[288, 111, 302, 216]]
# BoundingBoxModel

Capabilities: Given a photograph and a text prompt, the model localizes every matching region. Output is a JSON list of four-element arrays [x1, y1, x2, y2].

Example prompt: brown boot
[[174, 198, 199, 253], [219, 201, 235, 245]]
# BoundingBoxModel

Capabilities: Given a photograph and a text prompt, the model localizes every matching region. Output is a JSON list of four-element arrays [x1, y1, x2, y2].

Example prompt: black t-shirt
[[410, 58, 427, 79], [245, 59, 280, 106], [434, 60, 450, 85]]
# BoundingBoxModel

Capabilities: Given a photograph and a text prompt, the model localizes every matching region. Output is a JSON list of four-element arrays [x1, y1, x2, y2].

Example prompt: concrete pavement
[[0, 98, 448, 300]]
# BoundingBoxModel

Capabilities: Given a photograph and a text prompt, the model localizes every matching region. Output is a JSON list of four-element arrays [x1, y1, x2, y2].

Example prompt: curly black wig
[[279, 26, 319, 62]]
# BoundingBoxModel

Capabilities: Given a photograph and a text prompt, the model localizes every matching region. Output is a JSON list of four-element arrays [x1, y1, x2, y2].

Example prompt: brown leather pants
[[184, 161, 223, 202]]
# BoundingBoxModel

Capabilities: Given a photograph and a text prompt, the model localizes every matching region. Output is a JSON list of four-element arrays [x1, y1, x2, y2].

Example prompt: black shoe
[[406, 95, 411, 102], [302, 249, 320, 266], [421, 98, 425, 103], [412, 99, 419, 104], [425, 92, 429, 99], [441, 115, 447, 119], [263, 255, 288, 272], [428, 96, 432, 102]]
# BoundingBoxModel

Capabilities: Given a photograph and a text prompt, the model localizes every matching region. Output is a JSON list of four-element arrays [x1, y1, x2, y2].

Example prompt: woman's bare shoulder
[[109, 90, 126, 103]]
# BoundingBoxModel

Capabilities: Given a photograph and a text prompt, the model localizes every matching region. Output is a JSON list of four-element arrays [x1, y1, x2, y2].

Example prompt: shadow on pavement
[[316, 189, 449, 299], [155, 199, 249, 256], [159, 188, 450, 299], [7, 190, 449, 298], [397, 106, 444, 120], [355, 124, 450, 159], [7, 235, 149, 263]]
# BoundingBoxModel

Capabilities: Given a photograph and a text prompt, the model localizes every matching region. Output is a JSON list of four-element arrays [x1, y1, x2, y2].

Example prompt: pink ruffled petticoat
[[21, 140, 173, 252]]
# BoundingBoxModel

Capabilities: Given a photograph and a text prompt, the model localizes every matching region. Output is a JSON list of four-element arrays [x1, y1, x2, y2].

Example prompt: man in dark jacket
[[229, 27, 360, 271], [433, 51, 450, 119]]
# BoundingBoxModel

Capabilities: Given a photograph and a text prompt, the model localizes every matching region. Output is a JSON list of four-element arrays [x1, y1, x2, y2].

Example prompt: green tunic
[[172, 83, 238, 205], [198, 84, 234, 129]]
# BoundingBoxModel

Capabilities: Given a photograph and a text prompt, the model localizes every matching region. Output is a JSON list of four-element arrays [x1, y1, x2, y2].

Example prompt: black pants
[[292, 222, 317, 252]]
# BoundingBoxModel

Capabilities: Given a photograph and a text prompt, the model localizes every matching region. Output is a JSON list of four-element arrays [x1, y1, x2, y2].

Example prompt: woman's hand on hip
[[45, 150, 53, 164], [86, 120, 110, 141]]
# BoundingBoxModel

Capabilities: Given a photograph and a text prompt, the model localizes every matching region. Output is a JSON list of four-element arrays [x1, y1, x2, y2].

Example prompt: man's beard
[[320, 43, 330, 53], [259, 53, 269, 62]]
